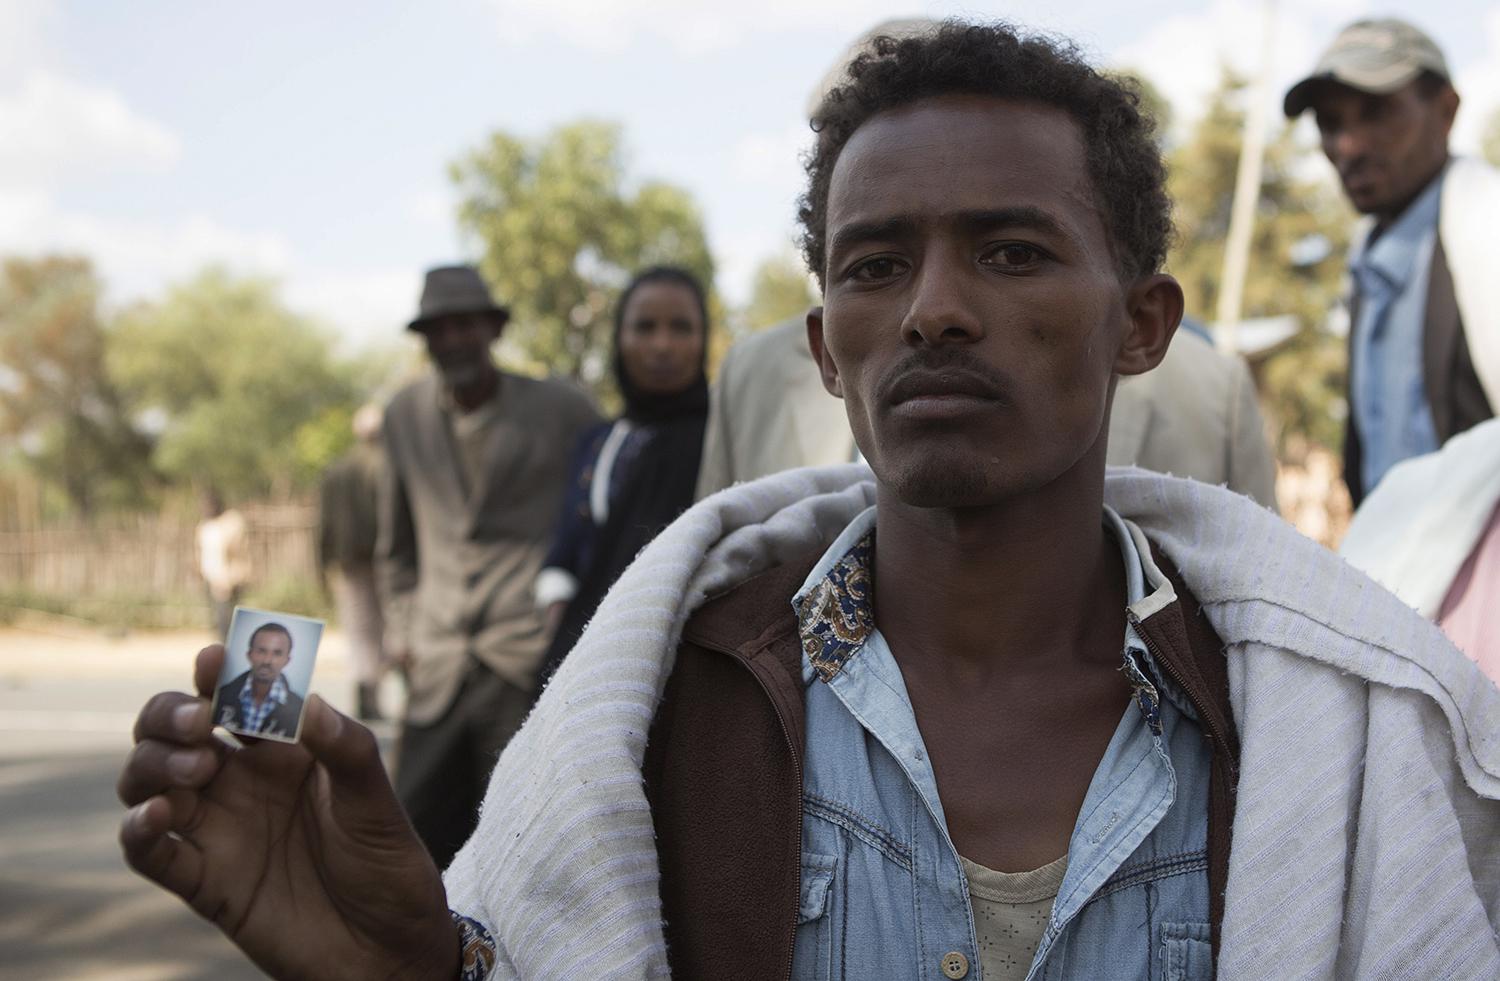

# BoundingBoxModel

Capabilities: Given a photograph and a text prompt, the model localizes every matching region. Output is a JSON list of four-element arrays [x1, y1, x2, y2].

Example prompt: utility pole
[[1215, 0, 1278, 354]]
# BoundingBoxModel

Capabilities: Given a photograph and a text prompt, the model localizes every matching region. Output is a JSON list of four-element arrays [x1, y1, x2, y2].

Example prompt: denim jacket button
[[940, 951, 969, 978]]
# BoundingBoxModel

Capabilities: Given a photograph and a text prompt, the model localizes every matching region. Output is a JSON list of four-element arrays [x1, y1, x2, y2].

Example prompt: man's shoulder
[[217, 670, 249, 695], [680, 547, 821, 660], [502, 371, 599, 419], [385, 374, 439, 418]]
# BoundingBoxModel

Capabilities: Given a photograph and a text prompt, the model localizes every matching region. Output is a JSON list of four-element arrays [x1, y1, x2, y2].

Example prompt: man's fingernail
[[173, 702, 204, 733], [130, 800, 153, 829]]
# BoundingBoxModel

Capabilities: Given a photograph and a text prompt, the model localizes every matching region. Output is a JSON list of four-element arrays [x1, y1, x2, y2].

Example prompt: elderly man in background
[[317, 403, 389, 720], [378, 265, 599, 868], [1285, 17, 1500, 504]]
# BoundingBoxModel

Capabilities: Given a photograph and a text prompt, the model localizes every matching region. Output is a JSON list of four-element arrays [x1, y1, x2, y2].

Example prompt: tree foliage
[[1166, 70, 1352, 453], [1484, 106, 1500, 168], [0, 256, 155, 514], [740, 252, 818, 334], [451, 120, 715, 397], [108, 268, 357, 500]]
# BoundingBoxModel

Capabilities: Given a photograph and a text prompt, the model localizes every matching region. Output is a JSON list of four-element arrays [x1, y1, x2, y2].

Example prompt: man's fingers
[[120, 796, 206, 902], [133, 692, 212, 745], [194, 644, 227, 699], [118, 738, 224, 806]]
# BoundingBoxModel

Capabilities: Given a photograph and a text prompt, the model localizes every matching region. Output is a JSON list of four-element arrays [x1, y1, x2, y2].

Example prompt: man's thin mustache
[[874, 351, 1013, 406]]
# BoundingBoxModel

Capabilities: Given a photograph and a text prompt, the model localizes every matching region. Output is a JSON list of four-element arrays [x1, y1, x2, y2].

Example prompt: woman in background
[[533, 265, 711, 689]]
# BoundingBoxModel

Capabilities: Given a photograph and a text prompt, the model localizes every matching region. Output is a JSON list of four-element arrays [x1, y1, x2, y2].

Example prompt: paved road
[[0, 618, 400, 981]]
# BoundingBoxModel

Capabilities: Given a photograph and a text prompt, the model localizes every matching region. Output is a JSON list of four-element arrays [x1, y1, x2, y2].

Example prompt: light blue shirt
[[790, 506, 1213, 980], [1350, 170, 1446, 493]]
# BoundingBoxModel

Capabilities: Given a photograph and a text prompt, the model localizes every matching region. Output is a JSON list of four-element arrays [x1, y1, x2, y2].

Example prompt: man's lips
[[883, 367, 1008, 406]]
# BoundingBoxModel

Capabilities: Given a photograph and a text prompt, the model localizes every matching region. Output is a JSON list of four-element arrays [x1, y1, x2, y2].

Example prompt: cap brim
[[1283, 64, 1425, 117], [407, 306, 511, 332]]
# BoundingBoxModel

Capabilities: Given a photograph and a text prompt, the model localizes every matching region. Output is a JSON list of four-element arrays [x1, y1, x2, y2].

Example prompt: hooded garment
[[446, 465, 1500, 980]]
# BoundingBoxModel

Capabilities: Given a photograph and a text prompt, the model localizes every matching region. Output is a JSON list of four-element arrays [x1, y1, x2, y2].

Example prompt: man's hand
[[118, 644, 460, 981]]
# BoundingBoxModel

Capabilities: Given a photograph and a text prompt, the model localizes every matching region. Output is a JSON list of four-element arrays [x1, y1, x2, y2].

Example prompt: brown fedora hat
[[407, 265, 511, 332]]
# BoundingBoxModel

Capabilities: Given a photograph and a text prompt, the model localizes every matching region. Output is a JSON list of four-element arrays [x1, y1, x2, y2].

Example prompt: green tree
[[740, 252, 818, 334], [109, 268, 357, 500], [1483, 106, 1500, 168], [0, 256, 155, 514], [1167, 69, 1352, 452], [451, 120, 715, 397]]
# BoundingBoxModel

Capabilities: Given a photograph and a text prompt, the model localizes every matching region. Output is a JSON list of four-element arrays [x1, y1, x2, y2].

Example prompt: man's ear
[[805, 306, 844, 399], [1114, 274, 1183, 377], [1439, 84, 1461, 133]]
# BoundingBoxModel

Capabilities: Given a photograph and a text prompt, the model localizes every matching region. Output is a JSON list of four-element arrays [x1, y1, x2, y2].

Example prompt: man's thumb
[[299, 695, 394, 802]]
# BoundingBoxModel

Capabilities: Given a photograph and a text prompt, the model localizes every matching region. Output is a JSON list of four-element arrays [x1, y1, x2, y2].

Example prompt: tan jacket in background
[[378, 371, 599, 725], [696, 317, 1278, 509], [1111, 330, 1279, 508]]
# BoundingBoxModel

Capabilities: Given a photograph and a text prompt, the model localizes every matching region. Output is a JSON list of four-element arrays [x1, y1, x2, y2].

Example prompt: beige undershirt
[[960, 853, 1068, 981], [442, 388, 505, 501]]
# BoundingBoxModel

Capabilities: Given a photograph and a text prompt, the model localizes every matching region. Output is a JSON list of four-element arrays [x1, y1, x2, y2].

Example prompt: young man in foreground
[[118, 22, 1500, 980]]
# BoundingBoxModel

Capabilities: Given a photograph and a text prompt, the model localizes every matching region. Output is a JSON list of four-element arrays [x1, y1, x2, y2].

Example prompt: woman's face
[[617, 281, 706, 396]]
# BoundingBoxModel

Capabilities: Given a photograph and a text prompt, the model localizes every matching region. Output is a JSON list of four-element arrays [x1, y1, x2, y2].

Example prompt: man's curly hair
[[798, 21, 1172, 287]]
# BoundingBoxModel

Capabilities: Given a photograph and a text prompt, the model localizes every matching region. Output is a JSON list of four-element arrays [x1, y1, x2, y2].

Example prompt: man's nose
[[1328, 125, 1369, 166], [900, 256, 984, 346]]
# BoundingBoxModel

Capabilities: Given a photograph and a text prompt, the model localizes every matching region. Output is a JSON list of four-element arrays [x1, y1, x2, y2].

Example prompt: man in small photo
[[215, 622, 305, 739]]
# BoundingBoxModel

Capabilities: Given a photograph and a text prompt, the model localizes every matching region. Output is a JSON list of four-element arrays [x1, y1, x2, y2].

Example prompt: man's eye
[[984, 243, 1044, 268], [850, 257, 902, 282]]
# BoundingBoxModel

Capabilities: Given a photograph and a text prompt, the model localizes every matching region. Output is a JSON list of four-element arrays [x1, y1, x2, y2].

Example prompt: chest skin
[[898, 638, 1131, 873]]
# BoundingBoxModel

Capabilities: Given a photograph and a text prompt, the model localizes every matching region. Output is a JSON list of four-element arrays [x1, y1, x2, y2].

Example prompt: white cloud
[[487, 0, 931, 55], [0, 0, 54, 80], [730, 120, 811, 187], [285, 269, 424, 347], [0, 188, 291, 301], [0, 71, 181, 182]]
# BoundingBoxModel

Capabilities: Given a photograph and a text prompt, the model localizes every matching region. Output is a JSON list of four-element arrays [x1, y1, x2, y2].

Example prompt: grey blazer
[[378, 371, 599, 724]]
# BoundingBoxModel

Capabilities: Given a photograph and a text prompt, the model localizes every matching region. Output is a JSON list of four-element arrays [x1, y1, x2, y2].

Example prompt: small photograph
[[211, 607, 324, 743]]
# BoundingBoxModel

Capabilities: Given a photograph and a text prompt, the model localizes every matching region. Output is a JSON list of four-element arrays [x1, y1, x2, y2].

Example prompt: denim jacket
[[790, 507, 1213, 980]]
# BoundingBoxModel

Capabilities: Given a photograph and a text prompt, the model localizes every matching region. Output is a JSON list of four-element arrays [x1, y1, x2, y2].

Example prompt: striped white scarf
[[444, 465, 1500, 979]]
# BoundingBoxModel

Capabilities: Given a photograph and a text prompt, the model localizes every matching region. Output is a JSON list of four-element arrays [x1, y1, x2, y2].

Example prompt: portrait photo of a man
[[211, 609, 323, 742]]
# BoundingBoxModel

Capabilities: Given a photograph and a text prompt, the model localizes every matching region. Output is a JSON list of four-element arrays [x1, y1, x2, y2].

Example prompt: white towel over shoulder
[[445, 465, 1500, 980]]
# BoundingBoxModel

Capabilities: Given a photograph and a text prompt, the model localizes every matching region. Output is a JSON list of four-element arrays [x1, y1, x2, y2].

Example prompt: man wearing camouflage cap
[[1285, 18, 1500, 504]]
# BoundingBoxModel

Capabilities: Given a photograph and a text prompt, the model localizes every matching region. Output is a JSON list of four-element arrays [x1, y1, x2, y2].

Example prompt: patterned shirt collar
[[792, 506, 1171, 731], [794, 529, 877, 683]]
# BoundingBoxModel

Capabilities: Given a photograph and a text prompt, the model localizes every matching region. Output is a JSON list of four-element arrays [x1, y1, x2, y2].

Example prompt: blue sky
[[2, 0, 1497, 349]]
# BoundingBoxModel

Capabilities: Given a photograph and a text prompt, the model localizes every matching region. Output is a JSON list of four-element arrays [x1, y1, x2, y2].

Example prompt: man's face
[[419, 313, 502, 388], [248, 630, 291, 684], [810, 94, 1149, 509], [1310, 80, 1456, 219]]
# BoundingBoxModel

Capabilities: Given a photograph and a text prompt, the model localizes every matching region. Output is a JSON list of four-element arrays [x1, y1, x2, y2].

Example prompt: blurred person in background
[[194, 487, 249, 641], [535, 266, 711, 689], [378, 265, 599, 868], [697, 19, 1279, 509], [317, 403, 389, 720], [1285, 18, 1500, 505], [1341, 417, 1500, 683]]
